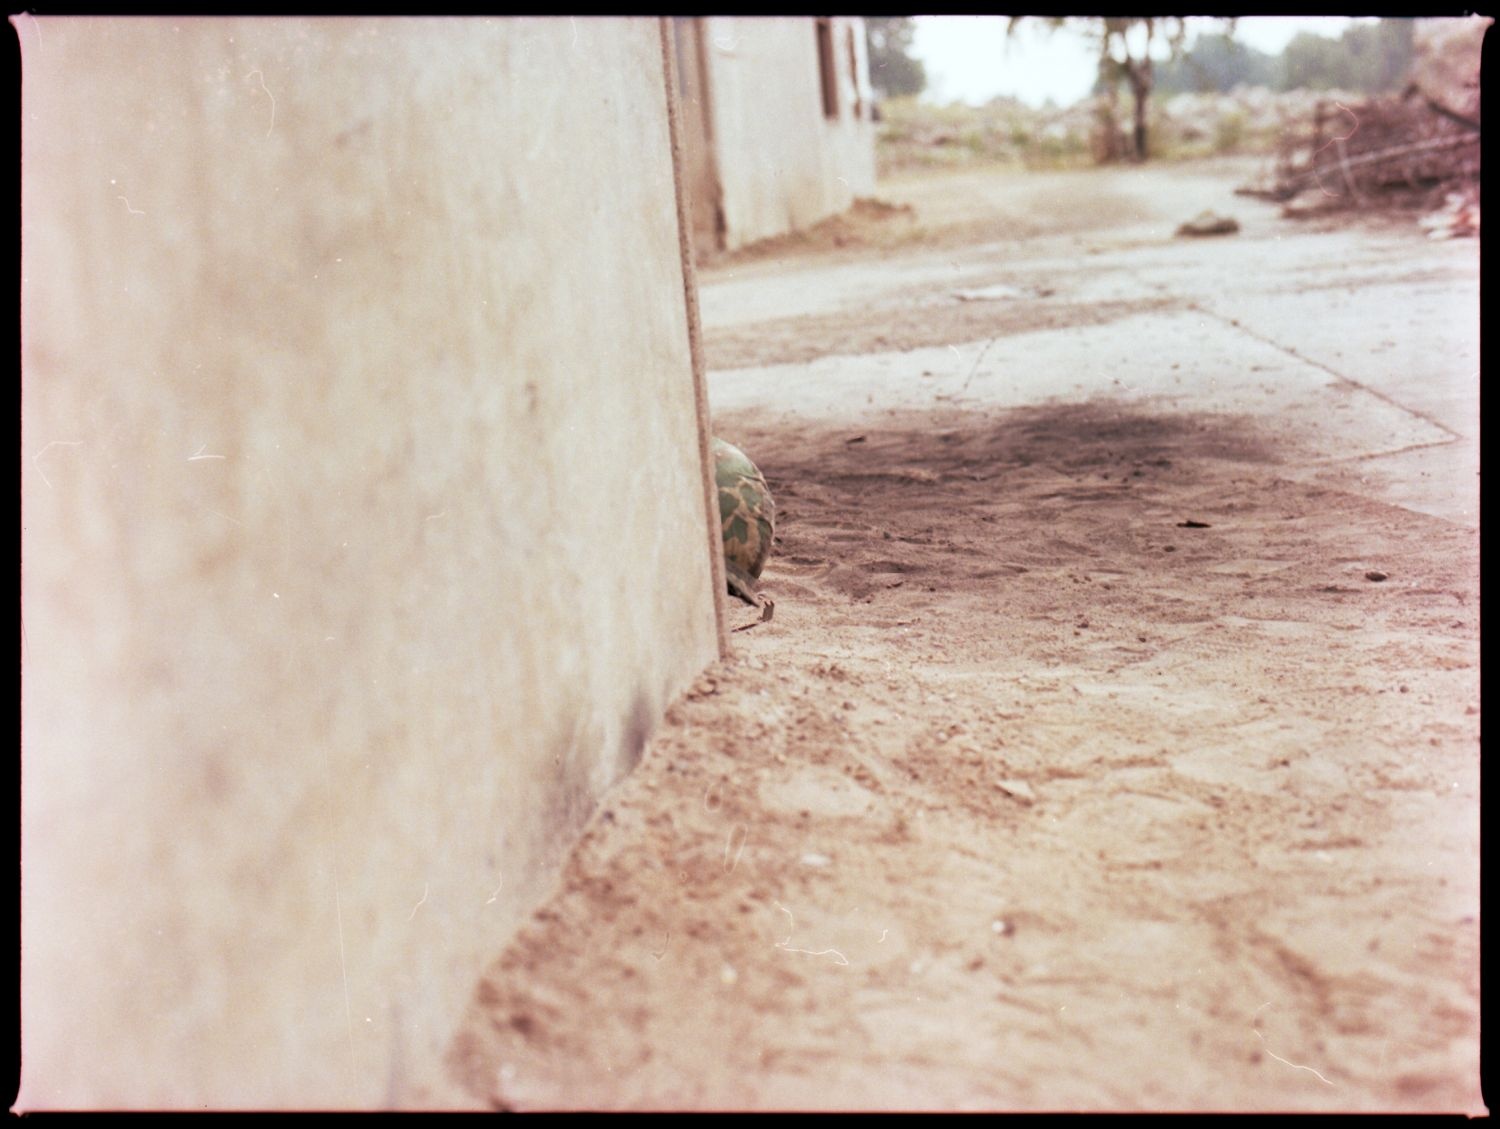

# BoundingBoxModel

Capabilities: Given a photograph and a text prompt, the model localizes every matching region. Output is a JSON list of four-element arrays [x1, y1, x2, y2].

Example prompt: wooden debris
[[1237, 92, 1479, 217]]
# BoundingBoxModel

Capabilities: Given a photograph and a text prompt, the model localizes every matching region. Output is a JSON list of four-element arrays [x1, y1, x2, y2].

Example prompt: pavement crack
[[1186, 301, 1462, 442]]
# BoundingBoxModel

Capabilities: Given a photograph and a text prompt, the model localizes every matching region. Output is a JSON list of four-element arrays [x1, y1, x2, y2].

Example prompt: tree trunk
[[1093, 85, 1124, 163], [1131, 84, 1148, 160], [1127, 61, 1152, 161]]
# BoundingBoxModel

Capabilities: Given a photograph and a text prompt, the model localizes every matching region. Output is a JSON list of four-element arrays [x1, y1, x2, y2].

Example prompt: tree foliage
[[1155, 32, 1277, 95], [1156, 19, 1416, 96], [1280, 19, 1415, 94], [865, 17, 927, 98]]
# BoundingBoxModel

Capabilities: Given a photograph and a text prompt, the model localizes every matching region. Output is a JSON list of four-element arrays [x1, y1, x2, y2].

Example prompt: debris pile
[[1236, 17, 1484, 231], [1417, 185, 1480, 240], [1237, 92, 1479, 214], [1153, 86, 1364, 159], [874, 85, 1458, 175], [875, 94, 1123, 174]]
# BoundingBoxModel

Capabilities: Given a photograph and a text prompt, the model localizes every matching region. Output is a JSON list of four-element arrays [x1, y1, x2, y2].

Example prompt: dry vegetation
[[874, 88, 1369, 175]]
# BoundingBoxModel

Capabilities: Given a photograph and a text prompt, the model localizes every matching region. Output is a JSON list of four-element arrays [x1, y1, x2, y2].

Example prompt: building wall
[[825, 16, 879, 204], [696, 16, 877, 252], [671, 19, 724, 254], [18, 16, 720, 1109]]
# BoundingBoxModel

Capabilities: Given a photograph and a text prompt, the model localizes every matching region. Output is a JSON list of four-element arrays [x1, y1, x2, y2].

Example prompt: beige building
[[19, 16, 725, 1109], [672, 16, 878, 255]]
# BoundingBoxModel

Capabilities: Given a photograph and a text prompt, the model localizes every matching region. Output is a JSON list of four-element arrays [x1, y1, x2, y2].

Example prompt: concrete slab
[[701, 164, 1478, 529], [708, 310, 1453, 469]]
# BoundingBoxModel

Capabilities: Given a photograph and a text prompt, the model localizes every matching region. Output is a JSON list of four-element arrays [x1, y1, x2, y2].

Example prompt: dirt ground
[[442, 159, 1483, 1112]]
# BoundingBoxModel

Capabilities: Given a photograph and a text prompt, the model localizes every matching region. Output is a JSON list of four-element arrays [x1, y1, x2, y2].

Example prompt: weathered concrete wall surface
[[699, 17, 877, 252], [18, 16, 719, 1109]]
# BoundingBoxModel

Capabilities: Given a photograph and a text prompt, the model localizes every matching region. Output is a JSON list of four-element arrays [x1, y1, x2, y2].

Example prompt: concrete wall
[[671, 19, 724, 254], [694, 17, 877, 252], [18, 16, 720, 1109]]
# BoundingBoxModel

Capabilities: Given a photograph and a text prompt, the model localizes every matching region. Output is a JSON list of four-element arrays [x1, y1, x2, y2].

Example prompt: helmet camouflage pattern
[[712, 437, 775, 605]]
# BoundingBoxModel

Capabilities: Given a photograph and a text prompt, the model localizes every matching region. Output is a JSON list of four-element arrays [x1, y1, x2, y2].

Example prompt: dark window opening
[[816, 18, 839, 120], [847, 25, 864, 120]]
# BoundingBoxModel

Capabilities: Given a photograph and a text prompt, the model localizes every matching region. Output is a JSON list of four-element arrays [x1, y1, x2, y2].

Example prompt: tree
[[1152, 20, 1415, 98], [865, 17, 927, 98], [1014, 17, 1229, 162], [1096, 18, 1187, 160]]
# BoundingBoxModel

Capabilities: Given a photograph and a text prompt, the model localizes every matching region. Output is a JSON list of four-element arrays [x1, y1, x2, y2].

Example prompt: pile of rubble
[[1236, 92, 1479, 209], [1234, 17, 1483, 234], [1417, 184, 1480, 240], [877, 84, 1451, 175], [1152, 86, 1365, 158], [874, 95, 1103, 174]]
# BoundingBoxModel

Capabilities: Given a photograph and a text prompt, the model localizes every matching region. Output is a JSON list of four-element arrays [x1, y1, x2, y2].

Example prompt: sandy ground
[[441, 159, 1483, 1112]]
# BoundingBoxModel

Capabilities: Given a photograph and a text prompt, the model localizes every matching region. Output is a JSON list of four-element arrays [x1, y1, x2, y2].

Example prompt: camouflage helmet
[[712, 436, 775, 605]]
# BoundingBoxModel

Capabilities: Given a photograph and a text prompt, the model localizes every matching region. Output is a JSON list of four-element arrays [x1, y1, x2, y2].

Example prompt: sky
[[910, 16, 1375, 108]]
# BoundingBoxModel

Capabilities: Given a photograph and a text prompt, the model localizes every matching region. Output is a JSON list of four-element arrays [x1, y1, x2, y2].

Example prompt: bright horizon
[[910, 16, 1375, 109]]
